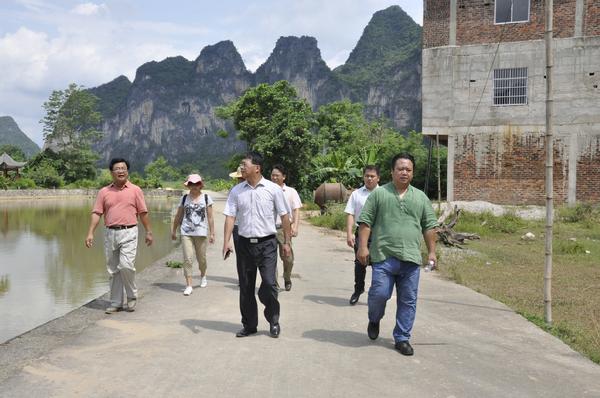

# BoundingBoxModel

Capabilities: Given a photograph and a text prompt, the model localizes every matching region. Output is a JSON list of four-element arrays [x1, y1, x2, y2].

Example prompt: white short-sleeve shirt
[[344, 185, 378, 226], [276, 184, 302, 226], [224, 177, 289, 238]]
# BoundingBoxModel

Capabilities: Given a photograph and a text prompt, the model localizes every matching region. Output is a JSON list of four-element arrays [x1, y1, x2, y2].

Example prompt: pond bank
[[0, 188, 184, 200]]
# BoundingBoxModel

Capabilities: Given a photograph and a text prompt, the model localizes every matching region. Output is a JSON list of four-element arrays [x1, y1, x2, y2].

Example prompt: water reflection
[[0, 197, 177, 343]]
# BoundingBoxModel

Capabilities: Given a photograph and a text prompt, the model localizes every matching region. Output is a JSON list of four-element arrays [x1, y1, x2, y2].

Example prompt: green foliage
[[217, 81, 319, 187], [144, 156, 180, 182], [0, 175, 9, 190], [24, 148, 97, 185], [42, 83, 103, 151], [454, 211, 527, 236], [306, 203, 347, 231], [166, 260, 183, 268], [204, 178, 236, 192], [558, 203, 598, 224], [96, 169, 113, 188], [23, 157, 64, 188], [0, 144, 26, 161], [11, 177, 36, 189], [556, 240, 587, 255]]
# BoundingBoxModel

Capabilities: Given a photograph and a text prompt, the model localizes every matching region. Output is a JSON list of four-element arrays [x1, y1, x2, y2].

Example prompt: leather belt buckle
[[250, 238, 258, 244]]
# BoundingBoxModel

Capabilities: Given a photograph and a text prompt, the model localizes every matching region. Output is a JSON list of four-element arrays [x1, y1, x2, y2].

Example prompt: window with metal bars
[[493, 67, 528, 106], [495, 0, 530, 24]]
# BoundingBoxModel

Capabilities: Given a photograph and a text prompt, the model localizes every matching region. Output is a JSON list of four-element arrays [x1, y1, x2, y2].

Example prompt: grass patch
[[439, 214, 600, 364], [306, 203, 346, 231], [166, 260, 183, 268]]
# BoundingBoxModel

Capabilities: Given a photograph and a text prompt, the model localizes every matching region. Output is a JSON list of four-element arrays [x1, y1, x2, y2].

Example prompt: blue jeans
[[368, 257, 420, 343]]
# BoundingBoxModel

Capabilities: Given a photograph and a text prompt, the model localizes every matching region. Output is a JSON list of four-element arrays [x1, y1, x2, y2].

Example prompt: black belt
[[107, 224, 137, 230], [239, 234, 275, 244]]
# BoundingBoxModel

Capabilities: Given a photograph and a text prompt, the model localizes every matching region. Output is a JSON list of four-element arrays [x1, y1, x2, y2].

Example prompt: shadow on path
[[152, 282, 185, 292], [201, 275, 239, 285], [180, 319, 240, 335], [303, 294, 366, 307], [84, 299, 110, 311], [302, 329, 394, 349]]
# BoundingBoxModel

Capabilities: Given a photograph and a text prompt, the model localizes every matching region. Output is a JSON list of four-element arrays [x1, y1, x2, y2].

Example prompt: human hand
[[357, 246, 369, 267], [145, 231, 154, 246], [346, 235, 355, 248]]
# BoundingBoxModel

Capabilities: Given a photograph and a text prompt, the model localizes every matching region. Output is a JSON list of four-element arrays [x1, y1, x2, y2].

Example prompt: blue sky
[[0, 1, 422, 146]]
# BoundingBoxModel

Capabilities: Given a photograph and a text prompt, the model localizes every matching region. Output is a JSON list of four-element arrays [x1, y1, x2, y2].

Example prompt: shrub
[[307, 203, 346, 231], [204, 178, 235, 192], [11, 178, 36, 189], [558, 203, 596, 224], [556, 240, 587, 255]]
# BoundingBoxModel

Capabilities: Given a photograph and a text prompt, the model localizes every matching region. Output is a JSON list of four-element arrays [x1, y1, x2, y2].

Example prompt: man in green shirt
[[357, 153, 438, 356]]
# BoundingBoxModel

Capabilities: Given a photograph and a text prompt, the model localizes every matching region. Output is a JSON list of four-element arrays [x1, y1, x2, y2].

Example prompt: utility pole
[[544, 0, 554, 325]]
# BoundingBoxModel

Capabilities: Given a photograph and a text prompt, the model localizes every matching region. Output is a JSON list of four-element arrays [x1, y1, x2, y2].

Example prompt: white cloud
[[70, 2, 108, 16]]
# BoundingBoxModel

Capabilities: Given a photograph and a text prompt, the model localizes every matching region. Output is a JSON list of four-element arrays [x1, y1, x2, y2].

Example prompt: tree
[[0, 145, 26, 161], [144, 156, 180, 183], [217, 81, 319, 187], [42, 83, 103, 151]]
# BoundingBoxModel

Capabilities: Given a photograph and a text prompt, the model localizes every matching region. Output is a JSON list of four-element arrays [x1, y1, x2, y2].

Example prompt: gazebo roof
[[0, 152, 27, 170]]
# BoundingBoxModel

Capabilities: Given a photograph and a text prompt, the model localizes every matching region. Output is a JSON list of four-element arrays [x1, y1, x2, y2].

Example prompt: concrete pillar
[[446, 135, 455, 202], [449, 0, 457, 46], [575, 0, 585, 37], [568, 133, 578, 205]]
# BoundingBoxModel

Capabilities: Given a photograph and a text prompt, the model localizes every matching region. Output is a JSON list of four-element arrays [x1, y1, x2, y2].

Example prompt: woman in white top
[[171, 174, 215, 295]]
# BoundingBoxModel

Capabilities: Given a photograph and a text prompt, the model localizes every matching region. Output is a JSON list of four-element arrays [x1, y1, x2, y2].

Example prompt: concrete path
[[1, 191, 599, 398]]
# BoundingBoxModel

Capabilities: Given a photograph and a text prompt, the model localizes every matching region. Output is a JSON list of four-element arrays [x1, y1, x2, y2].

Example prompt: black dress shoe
[[349, 290, 363, 305], [395, 341, 414, 356], [367, 321, 379, 340], [235, 328, 257, 337], [284, 281, 292, 291], [269, 323, 280, 338]]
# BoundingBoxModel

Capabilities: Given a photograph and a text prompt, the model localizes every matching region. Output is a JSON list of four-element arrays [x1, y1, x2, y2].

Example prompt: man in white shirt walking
[[344, 165, 380, 305], [223, 152, 292, 338], [270, 164, 302, 291]]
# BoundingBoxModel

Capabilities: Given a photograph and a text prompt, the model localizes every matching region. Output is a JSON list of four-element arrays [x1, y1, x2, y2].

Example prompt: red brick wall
[[423, 0, 450, 48], [453, 133, 570, 205], [423, 0, 588, 48], [585, 1, 600, 36], [576, 140, 600, 202]]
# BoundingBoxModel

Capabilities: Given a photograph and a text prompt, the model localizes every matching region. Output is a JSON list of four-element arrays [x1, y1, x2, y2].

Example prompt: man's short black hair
[[363, 165, 380, 176], [109, 158, 130, 171], [390, 153, 415, 170], [272, 163, 287, 176], [245, 151, 264, 171]]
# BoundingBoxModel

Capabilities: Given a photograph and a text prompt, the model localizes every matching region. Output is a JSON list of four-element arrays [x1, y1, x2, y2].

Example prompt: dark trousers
[[353, 232, 372, 293], [238, 236, 279, 329]]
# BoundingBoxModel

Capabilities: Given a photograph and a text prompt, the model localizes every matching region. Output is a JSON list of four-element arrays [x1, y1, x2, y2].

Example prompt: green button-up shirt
[[357, 183, 438, 265]]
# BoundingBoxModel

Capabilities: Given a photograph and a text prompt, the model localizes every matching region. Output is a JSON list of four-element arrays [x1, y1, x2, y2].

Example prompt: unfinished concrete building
[[422, 0, 600, 204]]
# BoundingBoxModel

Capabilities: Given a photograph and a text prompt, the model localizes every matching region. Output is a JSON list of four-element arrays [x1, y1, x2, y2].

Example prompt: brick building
[[422, 0, 600, 204]]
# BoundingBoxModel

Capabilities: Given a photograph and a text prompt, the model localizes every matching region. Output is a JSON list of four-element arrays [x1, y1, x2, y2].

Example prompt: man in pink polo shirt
[[85, 158, 153, 314]]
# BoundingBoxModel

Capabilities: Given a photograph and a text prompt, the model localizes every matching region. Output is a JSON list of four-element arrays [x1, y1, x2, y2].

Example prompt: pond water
[[0, 197, 177, 343]]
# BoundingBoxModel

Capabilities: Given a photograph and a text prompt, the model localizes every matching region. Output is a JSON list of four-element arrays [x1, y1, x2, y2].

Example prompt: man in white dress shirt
[[344, 165, 380, 305], [223, 152, 292, 338], [270, 163, 302, 292]]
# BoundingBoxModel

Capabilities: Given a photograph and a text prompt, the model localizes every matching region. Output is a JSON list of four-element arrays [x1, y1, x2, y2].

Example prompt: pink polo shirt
[[92, 181, 148, 227]]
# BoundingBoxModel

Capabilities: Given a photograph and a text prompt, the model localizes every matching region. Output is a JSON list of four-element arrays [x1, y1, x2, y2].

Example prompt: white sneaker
[[183, 286, 193, 296], [200, 276, 208, 288]]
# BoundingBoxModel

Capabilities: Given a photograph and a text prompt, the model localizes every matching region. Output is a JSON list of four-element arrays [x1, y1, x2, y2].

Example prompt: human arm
[[171, 206, 183, 240], [356, 223, 371, 266], [223, 215, 235, 259], [139, 212, 153, 246], [280, 213, 292, 258], [207, 205, 215, 244], [423, 228, 437, 269], [85, 213, 102, 248], [291, 208, 300, 237], [346, 213, 355, 248]]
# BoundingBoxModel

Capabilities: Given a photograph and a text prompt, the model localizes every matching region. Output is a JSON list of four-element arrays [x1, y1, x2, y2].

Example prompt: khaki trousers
[[104, 227, 138, 307], [275, 228, 294, 282], [181, 235, 208, 278]]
